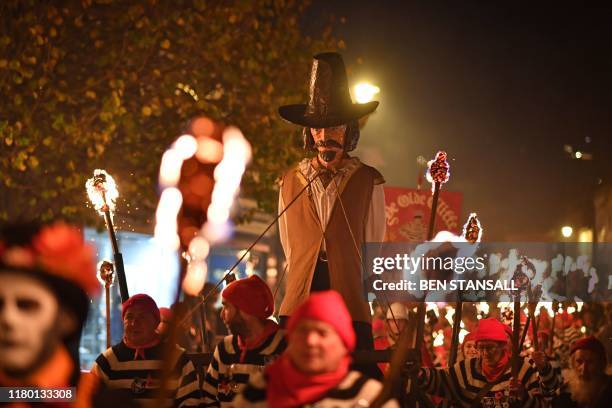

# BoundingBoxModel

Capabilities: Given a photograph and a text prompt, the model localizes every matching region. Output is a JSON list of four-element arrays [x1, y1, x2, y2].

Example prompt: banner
[[384, 186, 463, 242]]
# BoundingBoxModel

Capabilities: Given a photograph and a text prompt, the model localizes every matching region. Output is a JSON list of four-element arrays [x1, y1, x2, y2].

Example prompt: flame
[[182, 262, 207, 296], [445, 305, 455, 326], [433, 329, 445, 347], [85, 169, 119, 215], [462, 213, 483, 244], [154, 121, 251, 296], [458, 328, 469, 343], [425, 150, 450, 192]]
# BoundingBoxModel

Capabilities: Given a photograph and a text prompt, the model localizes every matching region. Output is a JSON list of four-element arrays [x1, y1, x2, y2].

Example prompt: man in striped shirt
[[201, 275, 286, 407], [233, 291, 399, 407], [418, 318, 559, 408], [91, 294, 202, 407]]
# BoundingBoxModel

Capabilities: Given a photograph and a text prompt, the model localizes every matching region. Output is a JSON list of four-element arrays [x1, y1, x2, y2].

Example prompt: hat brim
[[278, 101, 379, 128]]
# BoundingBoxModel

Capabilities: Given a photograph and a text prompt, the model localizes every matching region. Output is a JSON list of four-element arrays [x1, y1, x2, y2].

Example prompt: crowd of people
[[1, 52, 610, 407], [0, 220, 610, 407]]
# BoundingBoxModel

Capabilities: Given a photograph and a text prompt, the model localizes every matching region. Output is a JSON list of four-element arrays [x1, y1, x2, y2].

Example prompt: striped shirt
[[557, 327, 582, 368], [233, 370, 399, 407], [90, 341, 201, 407], [202, 329, 286, 407], [419, 357, 557, 408]]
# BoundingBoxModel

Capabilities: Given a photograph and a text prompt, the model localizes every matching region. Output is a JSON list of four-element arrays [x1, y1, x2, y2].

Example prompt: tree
[[0, 0, 340, 228]]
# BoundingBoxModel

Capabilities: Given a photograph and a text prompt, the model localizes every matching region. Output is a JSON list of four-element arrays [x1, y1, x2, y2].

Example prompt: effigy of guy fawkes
[[0, 221, 129, 405], [276, 52, 386, 358]]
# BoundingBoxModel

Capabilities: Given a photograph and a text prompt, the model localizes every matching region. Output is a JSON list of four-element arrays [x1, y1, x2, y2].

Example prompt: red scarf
[[266, 354, 351, 408], [481, 349, 510, 382], [237, 320, 279, 363], [123, 335, 160, 360]]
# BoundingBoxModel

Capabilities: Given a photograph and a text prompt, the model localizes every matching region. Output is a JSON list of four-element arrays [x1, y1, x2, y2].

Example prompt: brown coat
[[279, 160, 384, 323]]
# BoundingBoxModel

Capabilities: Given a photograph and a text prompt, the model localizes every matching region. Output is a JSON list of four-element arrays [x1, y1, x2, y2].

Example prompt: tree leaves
[[0, 0, 338, 226]]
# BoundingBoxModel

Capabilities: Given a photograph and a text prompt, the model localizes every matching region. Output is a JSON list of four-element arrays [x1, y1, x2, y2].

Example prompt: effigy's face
[[0, 272, 59, 376], [310, 125, 346, 167]]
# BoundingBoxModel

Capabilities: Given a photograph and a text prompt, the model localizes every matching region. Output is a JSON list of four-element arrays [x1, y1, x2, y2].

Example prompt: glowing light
[[426, 302, 440, 317], [567, 306, 576, 314], [196, 136, 224, 163], [188, 236, 210, 260], [433, 330, 445, 347], [458, 328, 469, 343], [182, 262, 207, 296], [354, 82, 380, 104], [477, 302, 490, 316], [578, 229, 593, 243], [580, 326, 586, 334], [445, 306, 455, 326], [85, 169, 119, 215], [575, 151, 582, 159], [159, 150, 183, 187], [576, 302, 583, 312], [173, 134, 198, 159], [154, 119, 251, 296], [561, 226, 573, 238], [154, 187, 183, 250]]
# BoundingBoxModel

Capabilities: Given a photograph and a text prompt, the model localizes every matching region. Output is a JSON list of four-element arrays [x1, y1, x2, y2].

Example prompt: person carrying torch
[[416, 317, 559, 407]]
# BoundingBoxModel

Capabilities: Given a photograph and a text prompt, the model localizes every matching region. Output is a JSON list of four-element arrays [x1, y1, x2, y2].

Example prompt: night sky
[[304, 1, 612, 241]]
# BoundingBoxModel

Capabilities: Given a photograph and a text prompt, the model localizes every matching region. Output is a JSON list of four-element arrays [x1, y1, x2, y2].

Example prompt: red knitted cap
[[570, 336, 606, 360], [287, 290, 356, 352], [222, 275, 274, 319], [122, 293, 160, 324], [475, 318, 510, 343]]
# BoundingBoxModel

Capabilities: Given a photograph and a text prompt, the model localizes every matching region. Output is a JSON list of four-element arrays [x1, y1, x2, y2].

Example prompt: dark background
[[304, 1, 612, 241]]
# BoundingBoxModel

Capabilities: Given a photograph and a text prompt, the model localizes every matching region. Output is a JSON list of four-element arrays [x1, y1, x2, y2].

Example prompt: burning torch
[[448, 213, 482, 366], [86, 169, 129, 302], [415, 151, 451, 358]]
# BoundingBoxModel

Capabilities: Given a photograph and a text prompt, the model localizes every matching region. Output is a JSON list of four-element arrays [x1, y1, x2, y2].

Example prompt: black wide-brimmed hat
[[279, 52, 378, 128]]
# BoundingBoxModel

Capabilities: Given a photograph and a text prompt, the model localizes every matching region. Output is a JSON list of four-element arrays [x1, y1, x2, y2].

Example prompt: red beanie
[[122, 294, 160, 324], [287, 290, 356, 352], [570, 336, 606, 360], [475, 318, 510, 343], [222, 275, 274, 319]]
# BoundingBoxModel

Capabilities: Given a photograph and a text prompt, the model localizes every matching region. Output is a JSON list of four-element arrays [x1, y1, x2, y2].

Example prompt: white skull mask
[[0, 272, 60, 376]]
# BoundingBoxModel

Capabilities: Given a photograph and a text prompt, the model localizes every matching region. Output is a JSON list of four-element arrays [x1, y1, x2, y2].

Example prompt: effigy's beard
[[320, 150, 337, 163]]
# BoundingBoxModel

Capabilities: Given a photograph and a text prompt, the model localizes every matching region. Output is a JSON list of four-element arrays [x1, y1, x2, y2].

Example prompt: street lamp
[[561, 226, 573, 238], [354, 82, 380, 103]]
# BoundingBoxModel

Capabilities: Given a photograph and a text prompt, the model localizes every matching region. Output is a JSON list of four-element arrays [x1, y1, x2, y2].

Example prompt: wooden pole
[[448, 300, 463, 366], [511, 298, 521, 378], [105, 284, 111, 349]]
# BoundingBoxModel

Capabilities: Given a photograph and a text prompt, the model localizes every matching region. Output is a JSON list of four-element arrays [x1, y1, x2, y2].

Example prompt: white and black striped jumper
[[201, 329, 286, 407], [90, 341, 202, 407], [419, 357, 558, 408], [556, 326, 582, 368], [233, 370, 399, 407]]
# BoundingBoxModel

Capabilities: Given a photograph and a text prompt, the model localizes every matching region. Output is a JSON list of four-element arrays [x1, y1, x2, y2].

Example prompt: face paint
[[0, 272, 60, 376]]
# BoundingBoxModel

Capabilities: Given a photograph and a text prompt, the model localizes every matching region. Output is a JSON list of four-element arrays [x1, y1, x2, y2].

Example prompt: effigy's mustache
[[314, 140, 343, 149]]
